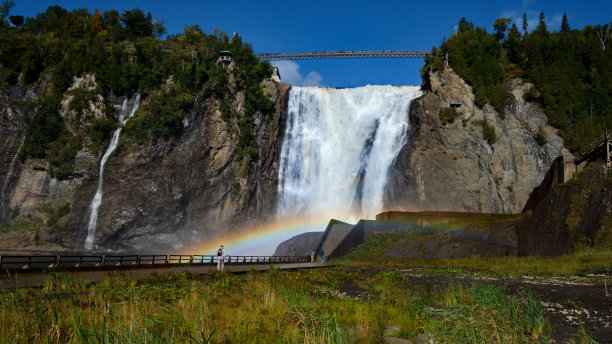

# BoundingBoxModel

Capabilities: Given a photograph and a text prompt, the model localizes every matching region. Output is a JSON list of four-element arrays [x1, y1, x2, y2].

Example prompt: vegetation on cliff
[[0, 4, 273, 177], [423, 15, 612, 152]]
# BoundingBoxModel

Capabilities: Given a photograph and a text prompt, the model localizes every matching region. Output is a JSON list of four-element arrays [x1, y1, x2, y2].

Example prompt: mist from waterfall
[[277, 85, 422, 223], [84, 94, 140, 249]]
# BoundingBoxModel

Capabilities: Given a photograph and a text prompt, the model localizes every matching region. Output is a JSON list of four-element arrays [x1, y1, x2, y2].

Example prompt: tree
[[522, 13, 528, 35], [535, 12, 548, 36], [505, 24, 522, 63], [121, 9, 152, 38], [458, 17, 474, 33], [493, 18, 511, 42], [8, 14, 22, 27], [561, 13, 570, 32], [596, 24, 609, 51], [0, 0, 14, 26], [152, 18, 166, 38], [90, 9, 103, 34]]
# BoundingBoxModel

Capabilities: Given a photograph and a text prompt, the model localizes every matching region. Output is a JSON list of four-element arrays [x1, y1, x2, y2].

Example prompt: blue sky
[[13, 0, 612, 87]]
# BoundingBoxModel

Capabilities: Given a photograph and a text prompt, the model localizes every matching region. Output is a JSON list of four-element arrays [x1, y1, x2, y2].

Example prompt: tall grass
[[0, 267, 556, 343]]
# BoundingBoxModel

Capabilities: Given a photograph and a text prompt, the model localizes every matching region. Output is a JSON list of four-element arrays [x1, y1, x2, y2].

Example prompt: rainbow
[[185, 215, 347, 256]]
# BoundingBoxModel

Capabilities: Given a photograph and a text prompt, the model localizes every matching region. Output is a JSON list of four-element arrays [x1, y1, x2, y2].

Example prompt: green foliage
[[20, 95, 82, 178], [2, 5, 274, 174], [438, 106, 458, 125], [482, 117, 497, 144], [535, 124, 547, 146], [423, 16, 612, 152], [126, 88, 193, 143], [21, 95, 65, 159], [46, 203, 71, 228], [523, 86, 540, 102]]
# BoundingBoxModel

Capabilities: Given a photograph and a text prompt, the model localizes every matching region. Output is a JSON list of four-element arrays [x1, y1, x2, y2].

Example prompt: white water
[[84, 94, 140, 249], [0, 137, 23, 225], [277, 85, 423, 223]]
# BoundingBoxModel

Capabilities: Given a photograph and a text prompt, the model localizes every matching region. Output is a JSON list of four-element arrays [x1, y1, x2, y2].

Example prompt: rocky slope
[[387, 68, 564, 214], [0, 73, 290, 252], [518, 162, 612, 256]]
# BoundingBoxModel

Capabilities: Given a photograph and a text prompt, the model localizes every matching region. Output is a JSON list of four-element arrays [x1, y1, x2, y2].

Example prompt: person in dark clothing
[[319, 249, 324, 264]]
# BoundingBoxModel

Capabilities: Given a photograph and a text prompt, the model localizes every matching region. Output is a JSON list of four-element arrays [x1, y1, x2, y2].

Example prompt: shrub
[[535, 124, 547, 146], [439, 107, 458, 125], [483, 117, 497, 144]]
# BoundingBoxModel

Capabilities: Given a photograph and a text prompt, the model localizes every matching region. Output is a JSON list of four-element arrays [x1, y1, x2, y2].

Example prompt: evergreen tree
[[535, 12, 548, 36], [458, 17, 474, 33], [522, 13, 528, 35], [505, 24, 522, 63], [561, 13, 570, 32]]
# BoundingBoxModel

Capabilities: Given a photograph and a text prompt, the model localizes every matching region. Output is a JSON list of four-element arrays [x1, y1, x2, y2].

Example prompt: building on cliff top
[[216, 50, 234, 68]]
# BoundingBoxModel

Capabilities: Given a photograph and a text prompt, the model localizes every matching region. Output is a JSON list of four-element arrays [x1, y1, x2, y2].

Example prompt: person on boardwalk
[[310, 250, 315, 264], [217, 245, 226, 271], [319, 249, 324, 264]]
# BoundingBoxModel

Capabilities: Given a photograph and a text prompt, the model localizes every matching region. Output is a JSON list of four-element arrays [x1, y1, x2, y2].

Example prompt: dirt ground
[[337, 266, 612, 344]]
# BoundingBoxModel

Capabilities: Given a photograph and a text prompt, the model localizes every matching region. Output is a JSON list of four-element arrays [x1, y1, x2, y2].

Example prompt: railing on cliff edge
[[257, 50, 431, 60], [0, 254, 310, 273], [575, 131, 611, 162]]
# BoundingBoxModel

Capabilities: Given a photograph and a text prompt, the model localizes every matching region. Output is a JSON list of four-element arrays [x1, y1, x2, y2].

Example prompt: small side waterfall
[[84, 94, 140, 249], [277, 85, 422, 222], [0, 137, 24, 226]]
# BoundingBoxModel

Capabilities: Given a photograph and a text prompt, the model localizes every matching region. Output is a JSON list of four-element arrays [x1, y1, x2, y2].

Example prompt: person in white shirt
[[216, 245, 226, 271]]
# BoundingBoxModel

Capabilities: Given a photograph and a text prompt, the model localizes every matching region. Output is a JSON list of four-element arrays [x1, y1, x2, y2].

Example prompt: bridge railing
[[0, 254, 310, 273], [258, 50, 431, 60], [576, 131, 610, 161]]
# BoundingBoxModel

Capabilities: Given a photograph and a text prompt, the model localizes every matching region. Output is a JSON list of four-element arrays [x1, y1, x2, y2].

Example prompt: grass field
[[0, 266, 570, 344]]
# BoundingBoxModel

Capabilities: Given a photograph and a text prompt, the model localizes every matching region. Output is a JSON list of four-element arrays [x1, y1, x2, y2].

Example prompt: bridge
[[258, 50, 431, 60], [575, 131, 612, 165], [0, 253, 318, 287]]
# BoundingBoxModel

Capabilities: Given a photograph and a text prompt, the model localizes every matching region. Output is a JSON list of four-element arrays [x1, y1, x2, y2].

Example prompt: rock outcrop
[[273, 232, 322, 256], [0, 73, 290, 252], [386, 69, 564, 214]]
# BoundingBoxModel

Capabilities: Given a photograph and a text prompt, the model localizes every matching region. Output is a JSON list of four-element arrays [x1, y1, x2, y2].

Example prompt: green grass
[[339, 230, 612, 276], [0, 267, 558, 343]]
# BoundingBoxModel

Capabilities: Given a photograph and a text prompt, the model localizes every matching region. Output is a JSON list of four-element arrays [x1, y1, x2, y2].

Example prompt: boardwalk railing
[[258, 50, 430, 60], [0, 254, 310, 273]]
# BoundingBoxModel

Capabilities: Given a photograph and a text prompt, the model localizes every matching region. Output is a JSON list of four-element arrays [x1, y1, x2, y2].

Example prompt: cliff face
[[518, 163, 612, 256], [386, 69, 565, 214], [0, 74, 290, 252]]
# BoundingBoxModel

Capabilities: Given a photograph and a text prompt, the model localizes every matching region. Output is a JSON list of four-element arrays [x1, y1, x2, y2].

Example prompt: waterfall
[[277, 85, 422, 222], [84, 94, 140, 249], [0, 137, 24, 226]]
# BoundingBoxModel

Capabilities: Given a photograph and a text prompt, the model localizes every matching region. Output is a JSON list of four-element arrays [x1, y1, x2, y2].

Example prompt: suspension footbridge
[[258, 50, 431, 60]]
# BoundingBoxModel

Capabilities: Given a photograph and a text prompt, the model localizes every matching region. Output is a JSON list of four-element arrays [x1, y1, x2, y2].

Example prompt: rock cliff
[[386, 69, 564, 214], [0, 73, 290, 252]]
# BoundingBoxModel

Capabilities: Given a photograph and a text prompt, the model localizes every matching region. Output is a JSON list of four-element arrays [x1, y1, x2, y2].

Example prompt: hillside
[[0, 6, 284, 252], [422, 15, 612, 152]]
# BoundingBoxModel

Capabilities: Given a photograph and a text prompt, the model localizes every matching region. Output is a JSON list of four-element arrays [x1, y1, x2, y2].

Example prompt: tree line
[[423, 14, 612, 152], [0, 4, 273, 178]]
